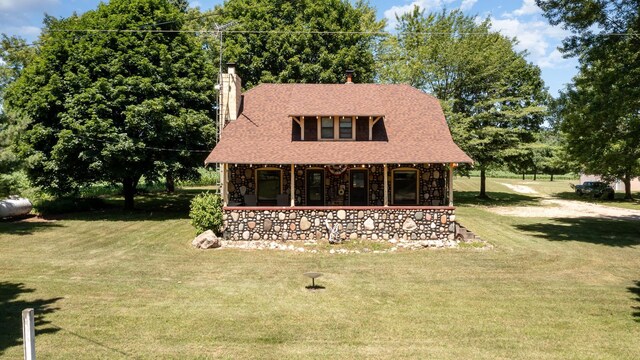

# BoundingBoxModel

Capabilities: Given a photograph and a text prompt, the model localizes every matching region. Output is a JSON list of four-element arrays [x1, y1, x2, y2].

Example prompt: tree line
[[0, 0, 637, 208]]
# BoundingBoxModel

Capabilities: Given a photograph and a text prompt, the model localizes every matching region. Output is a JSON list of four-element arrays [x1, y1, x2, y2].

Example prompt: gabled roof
[[205, 83, 473, 165]]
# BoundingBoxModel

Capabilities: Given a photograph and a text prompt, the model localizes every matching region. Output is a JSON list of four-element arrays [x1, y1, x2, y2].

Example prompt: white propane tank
[[0, 196, 33, 218]]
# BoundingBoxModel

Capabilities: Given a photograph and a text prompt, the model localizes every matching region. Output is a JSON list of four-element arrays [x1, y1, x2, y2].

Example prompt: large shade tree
[[537, 0, 640, 199], [0, 35, 36, 196], [190, 0, 385, 88], [378, 8, 548, 197], [5, 0, 216, 208]]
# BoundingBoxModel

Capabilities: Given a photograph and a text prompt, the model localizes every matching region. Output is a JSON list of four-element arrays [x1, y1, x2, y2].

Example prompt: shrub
[[189, 192, 223, 235]]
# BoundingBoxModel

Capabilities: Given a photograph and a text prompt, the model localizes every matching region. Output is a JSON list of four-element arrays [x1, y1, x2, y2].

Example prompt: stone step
[[454, 222, 479, 242]]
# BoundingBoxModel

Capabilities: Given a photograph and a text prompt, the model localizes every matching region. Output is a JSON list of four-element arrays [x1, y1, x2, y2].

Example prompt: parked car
[[570, 181, 615, 199]]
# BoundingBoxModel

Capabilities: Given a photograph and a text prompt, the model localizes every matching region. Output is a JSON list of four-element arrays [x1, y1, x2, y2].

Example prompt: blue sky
[[0, 0, 577, 96]]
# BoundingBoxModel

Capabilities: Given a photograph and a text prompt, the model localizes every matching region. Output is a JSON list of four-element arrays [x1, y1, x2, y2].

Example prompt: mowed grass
[[1, 179, 640, 359]]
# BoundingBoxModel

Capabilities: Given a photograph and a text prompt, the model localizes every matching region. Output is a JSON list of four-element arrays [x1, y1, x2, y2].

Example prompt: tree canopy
[[4, 0, 216, 208], [0, 35, 36, 197], [378, 8, 548, 197], [191, 0, 385, 88], [537, 0, 640, 198]]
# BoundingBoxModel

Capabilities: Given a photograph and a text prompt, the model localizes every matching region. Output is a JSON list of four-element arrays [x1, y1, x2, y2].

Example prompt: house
[[205, 65, 473, 242]]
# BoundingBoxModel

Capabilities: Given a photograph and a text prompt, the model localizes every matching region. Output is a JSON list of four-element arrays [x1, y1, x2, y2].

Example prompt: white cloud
[[459, 0, 477, 12], [509, 0, 541, 17], [0, 0, 58, 12], [490, 17, 572, 69], [383, 0, 456, 29]]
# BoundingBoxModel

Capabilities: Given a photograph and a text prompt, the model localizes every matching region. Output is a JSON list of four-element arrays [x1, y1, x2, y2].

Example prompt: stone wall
[[227, 163, 448, 206], [222, 207, 455, 242]]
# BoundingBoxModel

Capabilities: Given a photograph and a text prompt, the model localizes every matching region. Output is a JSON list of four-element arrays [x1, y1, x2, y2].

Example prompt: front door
[[306, 170, 325, 206], [350, 170, 368, 206]]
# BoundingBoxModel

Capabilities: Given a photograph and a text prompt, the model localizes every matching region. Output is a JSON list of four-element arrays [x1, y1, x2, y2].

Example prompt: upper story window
[[321, 117, 334, 139], [339, 117, 353, 139], [291, 115, 385, 141], [318, 116, 354, 140]]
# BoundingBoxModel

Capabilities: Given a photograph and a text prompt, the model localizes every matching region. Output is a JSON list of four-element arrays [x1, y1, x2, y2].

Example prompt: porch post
[[222, 163, 229, 206], [383, 163, 389, 206], [290, 164, 295, 206], [448, 163, 454, 206]]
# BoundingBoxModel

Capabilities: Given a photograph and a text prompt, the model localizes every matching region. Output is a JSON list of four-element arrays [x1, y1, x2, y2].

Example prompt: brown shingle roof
[[205, 83, 473, 165]]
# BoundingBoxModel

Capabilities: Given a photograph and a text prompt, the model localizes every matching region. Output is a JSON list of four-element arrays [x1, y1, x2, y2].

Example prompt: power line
[[46, 28, 639, 37], [68, 133, 212, 153]]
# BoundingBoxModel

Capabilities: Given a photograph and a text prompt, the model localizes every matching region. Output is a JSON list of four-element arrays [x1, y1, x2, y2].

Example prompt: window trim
[[391, 168, 419, 205], [320, 116, 334, 139], [316, 116, 355, 141]]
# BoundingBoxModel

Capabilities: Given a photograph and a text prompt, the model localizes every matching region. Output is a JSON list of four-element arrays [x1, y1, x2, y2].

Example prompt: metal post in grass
[[22, 308, 35, 360]]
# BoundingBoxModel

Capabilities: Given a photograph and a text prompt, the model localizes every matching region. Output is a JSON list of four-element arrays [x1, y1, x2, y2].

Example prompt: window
[[393, 169, 418, 205], [339, 117, 353, 139], [256, 169, 282, 205], [321, 117, 334, 139]]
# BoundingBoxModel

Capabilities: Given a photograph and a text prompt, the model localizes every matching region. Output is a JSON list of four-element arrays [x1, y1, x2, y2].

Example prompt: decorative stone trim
[[222, 207, 456, 242]]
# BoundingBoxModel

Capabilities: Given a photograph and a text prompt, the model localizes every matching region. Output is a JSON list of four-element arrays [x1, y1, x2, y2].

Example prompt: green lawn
[[1, 179, 639, 359]]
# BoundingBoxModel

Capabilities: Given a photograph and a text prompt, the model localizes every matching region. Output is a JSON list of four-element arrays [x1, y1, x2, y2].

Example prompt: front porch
[[220, 163, 457, 241], [221, 163, 454, 207]]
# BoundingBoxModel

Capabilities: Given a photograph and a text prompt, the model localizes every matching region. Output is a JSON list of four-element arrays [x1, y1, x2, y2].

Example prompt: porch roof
[[205, 83, 473, 165]]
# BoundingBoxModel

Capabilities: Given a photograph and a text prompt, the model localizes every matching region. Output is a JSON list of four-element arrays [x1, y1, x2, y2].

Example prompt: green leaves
[[539, 0, 640, 197], [192, 0, 384, 88], [378, 8, 548, 196], [4, 0, 216, 207]]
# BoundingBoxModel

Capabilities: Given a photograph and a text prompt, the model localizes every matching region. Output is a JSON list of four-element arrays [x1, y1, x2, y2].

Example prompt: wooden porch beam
[[383, 163, 389, 206], [290, 164, 295, 207], [448, 163, 454, 206], [222, 163, 229, 206]]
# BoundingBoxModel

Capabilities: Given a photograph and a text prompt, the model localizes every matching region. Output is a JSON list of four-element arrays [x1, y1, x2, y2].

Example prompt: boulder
[[300, 216, 311, 230], [402, 218, 418, 231], [364, 217, 375, 230], [192, 230, 221, 249]]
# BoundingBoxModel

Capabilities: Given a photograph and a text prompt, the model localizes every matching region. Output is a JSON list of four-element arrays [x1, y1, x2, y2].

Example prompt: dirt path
[[492, 183, 640, 220], [500, 183, 539, 195]]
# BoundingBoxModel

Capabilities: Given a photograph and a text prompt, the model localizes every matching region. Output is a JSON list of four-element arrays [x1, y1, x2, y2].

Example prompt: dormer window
[[339, 117, 353, 139], [291, 115, 385, 141], [318, 116, 355, 140], [321, 117, 334, 139]]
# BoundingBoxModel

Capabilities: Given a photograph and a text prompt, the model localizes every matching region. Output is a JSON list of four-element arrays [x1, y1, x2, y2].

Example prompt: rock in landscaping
[[192, 230, 221, 249]]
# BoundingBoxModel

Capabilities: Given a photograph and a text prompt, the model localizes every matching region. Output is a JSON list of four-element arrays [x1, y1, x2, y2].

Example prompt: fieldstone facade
[[222, 206, 456, 242], [226, 163, 449, 206]]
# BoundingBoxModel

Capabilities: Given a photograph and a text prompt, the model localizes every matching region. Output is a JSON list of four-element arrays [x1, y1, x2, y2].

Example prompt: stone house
[[205, 65, 473, 242]]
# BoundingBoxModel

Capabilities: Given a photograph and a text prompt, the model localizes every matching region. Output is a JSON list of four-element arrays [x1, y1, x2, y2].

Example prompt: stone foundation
[[222, 206, 455, 242]]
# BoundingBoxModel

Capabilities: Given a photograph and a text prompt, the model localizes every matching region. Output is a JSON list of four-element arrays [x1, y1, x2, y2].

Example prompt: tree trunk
[[550, 173, 554, 182], [522, 173, 525, 180], [479, 168, 488, 199], [166, 172, 175, 193], [123, 177, 136, 210], [533, 171, 537, 181], [623, 173, 633, 200]]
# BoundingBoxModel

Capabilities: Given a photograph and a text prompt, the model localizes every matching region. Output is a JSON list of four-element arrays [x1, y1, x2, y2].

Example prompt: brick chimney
[[219, 63, 242, 123], [345, 69, 354, 84]]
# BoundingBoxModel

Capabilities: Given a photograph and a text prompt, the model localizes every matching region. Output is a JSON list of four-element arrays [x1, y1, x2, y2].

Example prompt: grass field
[[1, 178, 639, 359]]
